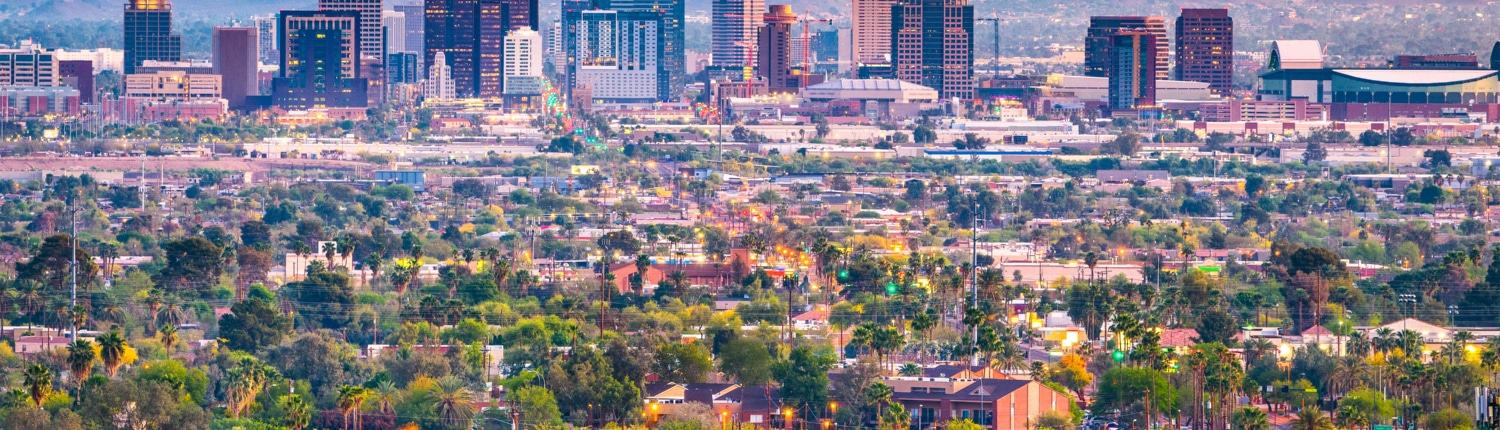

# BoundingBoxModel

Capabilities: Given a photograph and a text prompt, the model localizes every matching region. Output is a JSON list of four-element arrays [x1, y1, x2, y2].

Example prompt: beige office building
[[124, 71, 222, 101], [852, 0, 895, 64]]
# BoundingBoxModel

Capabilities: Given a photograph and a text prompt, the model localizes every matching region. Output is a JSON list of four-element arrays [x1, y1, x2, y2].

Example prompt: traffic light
[[886, 283, 898, 295], [1112, 350, 1125, 361], [838, 270, 849, 280]]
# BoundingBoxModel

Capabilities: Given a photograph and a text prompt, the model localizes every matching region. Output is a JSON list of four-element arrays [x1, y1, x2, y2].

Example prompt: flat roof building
[[799, 78, 938, 103]]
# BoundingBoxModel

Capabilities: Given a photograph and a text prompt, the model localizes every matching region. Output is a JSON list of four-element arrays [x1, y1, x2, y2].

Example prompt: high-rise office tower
[[392, 4, 425, 58], [1108, 32, 1157, 110], [501, 0, 539, 33], [123, 0, 182, 74], [756, 5, 796, 92], [712, 0, 763, 67], [425, 50, 456, 99], [253, 15, 278, 65], [851, 0, 893, 64], [561, 0, 593, 95], [503, 27, 544, 95], [600, 0, 683, 97], [426, 0, 537, 98], [1175, 8, 1233, 95], [212, 27, 259, 109], [318, 0, 385, 59], [548, 20, 566, 68], [387, 52, 420, 83], [1085, 16, 1167, 79], [891, 0, 974, 100], [383, 11, 407, 54], [274, 10, 369, 108], [572, 9, 667, 101], [813, 29, 838, 63]]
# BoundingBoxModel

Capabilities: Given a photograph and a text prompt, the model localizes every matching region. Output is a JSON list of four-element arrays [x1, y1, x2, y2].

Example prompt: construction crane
[[975, 12, 1009, 76], [798, 9, 832, 89]]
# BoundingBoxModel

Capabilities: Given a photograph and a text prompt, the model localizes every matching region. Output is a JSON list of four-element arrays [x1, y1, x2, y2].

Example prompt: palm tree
[[336, 385, 369, 430], [1231, 406, 1271, 430], [389, 259, 419, 296], [1346, 331, 1371, 358], [373, 380, 400, 415], [1327, 355, 1368, 398], [1398, 330, 1424, 356], [362, 253, 384, 287], [1083, 251, 1099, 285], [66, 339, 96, 403], [95, 304, 126, 330], [898, 363, 922, 376], [22, 363, 50, 408], [1373, 328, 1396, 355], [1243, 338, 1275, 367], [157, 297, 186, 330], [97, 331, 128, 378], [142, 290, 163, 336], [159, 325, 179, 351], [1291, 406, 1336, 430], [1337, 404, 1370, 430], [491, 259, 512, 295], [1450, 330, 1476, 363], [432, 376, 476, 428], [866, 381, 893, 425], [226, 357, 273, 419], [281, 394, 312, 430]]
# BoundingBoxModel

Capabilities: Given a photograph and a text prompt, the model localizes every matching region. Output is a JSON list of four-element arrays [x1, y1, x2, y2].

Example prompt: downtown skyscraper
[[712, 0, 763, 67], [891, 0, 974, 100], [570, 8, 668, 102], [1175, 8, 1233, 95], [425, 0, 539, 98], [1085, 16, 1168, 79], [274, 10, 369, 108], [319, 0, 385, 59], [757, 5, 796, 92], [1108, 32, 1157, 110], [851, 0, 894, 64], [123, 0, 182, 74], [599, 0, 684, 97]]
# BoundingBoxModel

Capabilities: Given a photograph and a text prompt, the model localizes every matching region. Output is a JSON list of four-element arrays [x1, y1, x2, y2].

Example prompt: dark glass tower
[[1108, 32, 1157, 110], [274, 10, 369, 108], [123, 0, 182, 74], [1085, 16, 1167, 79], [1175, 8, 1233, 95], [890, 0, 973, 100], [426, 0, 538, 98]]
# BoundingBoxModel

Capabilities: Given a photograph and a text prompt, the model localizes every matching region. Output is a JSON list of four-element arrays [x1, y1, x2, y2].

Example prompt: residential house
[[644, 383, 743, 424], [1097, 170, 1171, 183], [610, 263, 739, 294], [883, 377, 1073, 430], [821, 195, 860, 215], [15, 336, 72, 355], [791, 306, 829, 330], [1159, 328, 1200, 354]]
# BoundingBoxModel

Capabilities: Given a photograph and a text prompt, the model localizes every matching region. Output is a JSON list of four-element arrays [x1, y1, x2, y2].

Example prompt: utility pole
[[70, 205, 78, 340], [969, 201, 982, 368]]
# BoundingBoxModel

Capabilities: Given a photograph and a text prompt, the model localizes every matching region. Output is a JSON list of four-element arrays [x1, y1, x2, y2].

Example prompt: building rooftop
[[1270, 40, 1323, 68], [1332, 69, 1497, 85], [805, 78, 935, 92]]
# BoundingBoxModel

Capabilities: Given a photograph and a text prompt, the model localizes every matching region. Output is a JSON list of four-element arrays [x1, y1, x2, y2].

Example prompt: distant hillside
[[0, 0, 316, 21]]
